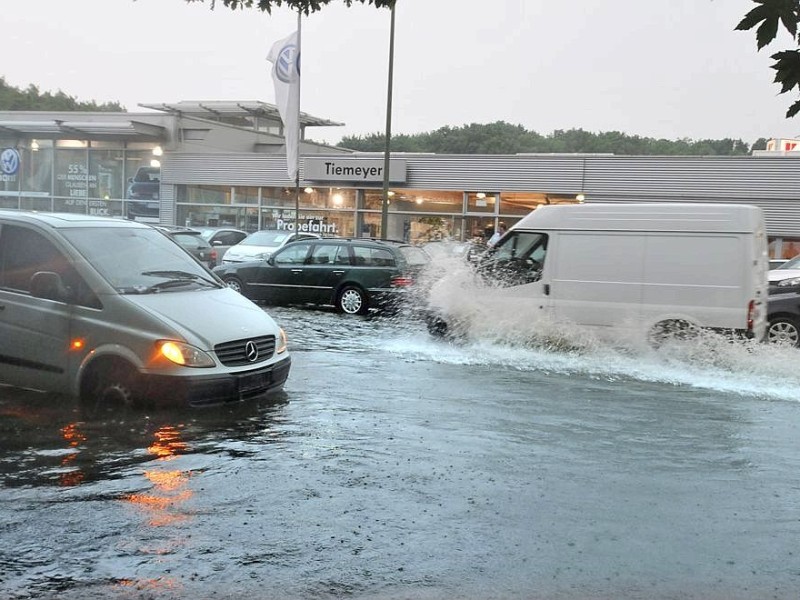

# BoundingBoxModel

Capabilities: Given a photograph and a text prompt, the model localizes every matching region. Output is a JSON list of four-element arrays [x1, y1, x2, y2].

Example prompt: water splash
[[389, 256, 800, 403]]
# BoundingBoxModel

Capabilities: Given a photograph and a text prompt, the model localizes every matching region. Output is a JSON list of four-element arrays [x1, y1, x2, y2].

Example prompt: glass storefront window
[[178, 205, 257, 231], [20, 196, 53, 212], [260, 208, 345, 237], [19, 141, 53, 195], [90, 149, 123, 200], [261, 186, 297, 209], [177, 185, 232, 205], [363, 189, 463, 213], [499, 192, 577, 216], [769, 237, 800, 260], [125, 151, 156, 200], [467, 192, 497, 214], [234, 187, 259, 205], [54, 148, 89, 211], [300, 187, 356, 210]]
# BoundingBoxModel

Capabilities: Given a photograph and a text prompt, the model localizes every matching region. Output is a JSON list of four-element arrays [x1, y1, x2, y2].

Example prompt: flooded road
[[2, 306, 800, 599]]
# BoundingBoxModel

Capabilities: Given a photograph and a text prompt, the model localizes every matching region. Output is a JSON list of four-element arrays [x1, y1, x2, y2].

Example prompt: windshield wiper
[[130, 270, 222, 294], [141, 270, 220, 287]]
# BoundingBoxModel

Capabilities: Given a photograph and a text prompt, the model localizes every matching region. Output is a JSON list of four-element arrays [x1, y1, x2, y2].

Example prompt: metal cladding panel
[[163, 154, 296, 186], [585, 156, 800, 199], [159, 184, 176, 225], [398, 155, 585, 191], [586, 193, 800, 237]]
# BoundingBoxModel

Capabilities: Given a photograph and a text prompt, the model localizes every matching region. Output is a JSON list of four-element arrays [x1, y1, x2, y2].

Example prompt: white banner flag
[[267, 30, 300, 181]]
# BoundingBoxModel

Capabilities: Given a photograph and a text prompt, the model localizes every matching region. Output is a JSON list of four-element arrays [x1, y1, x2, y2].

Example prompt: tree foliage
[[0, 77, 125, 112], [337, 121, 759, 156], [737, 0, 800, 117], [183, 0, 393, 15]]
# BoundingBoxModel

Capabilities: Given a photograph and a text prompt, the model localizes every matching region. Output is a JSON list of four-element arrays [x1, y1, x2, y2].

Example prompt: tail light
[[391, 275, 414, 287], [210, 249, 218, 265], [747, 299, 755, 332]]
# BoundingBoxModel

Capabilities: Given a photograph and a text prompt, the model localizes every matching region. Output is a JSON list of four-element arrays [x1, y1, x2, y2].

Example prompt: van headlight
[[158, 340, 216, 367], [277, 328, 288, 354], [777, 277, 800, 287]]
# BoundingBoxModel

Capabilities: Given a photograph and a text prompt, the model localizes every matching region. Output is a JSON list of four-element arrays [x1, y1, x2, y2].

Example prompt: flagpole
[[294, 9, 302, 237], [380, 0, 395, 240]]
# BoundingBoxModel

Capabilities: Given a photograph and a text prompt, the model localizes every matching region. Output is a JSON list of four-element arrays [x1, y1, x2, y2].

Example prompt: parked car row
[[214, 237, 431, 314]]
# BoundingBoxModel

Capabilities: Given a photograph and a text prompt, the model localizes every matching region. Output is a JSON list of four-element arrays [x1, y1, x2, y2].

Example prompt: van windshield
[[481, 231, 548, 287], [61, 226, 221, 293]]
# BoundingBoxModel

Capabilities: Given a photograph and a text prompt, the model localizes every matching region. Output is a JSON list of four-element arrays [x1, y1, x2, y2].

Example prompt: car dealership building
[[2, 100, 800, 258]]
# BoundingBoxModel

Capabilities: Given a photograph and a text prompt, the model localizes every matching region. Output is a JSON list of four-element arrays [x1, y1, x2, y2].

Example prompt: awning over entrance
[[139, 100, 343, 128], [0, 119, 166, 141]]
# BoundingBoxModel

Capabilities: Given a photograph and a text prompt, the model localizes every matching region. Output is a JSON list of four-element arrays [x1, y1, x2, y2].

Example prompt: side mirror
[[266, 256, 276, 265], [30, 271, 71, 302]]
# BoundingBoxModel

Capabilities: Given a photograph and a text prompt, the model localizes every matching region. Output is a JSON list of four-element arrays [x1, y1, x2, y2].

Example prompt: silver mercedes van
[[0, 211, 291, 409]]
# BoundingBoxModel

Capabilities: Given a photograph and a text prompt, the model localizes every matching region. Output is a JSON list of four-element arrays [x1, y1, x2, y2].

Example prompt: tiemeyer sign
[[303, 158, 407, 184]]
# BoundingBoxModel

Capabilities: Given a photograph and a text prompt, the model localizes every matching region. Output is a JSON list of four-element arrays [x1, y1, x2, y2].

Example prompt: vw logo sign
[[275, 43, 300, 84], [0, 148, 20, 176], [245, 340, 259, 362]]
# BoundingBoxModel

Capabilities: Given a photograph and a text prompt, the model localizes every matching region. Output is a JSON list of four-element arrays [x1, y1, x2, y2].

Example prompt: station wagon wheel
[[338, 285, 369, 315], [767, 316, 800, 347], [223, 276, 245, 295]]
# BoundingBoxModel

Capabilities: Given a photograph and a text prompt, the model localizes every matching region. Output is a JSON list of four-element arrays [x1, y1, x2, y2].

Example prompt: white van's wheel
[[648, 319, 699, 348], [767, 317, 800, 347], [426, 314, 449, 337], [338, 286, 368, 315]]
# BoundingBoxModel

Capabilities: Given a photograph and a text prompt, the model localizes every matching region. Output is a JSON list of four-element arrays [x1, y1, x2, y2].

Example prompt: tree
[[337, 122, 756, 156], [183, 0, 393, 14], [0, 77, 125, 111], [736, 0, 800, 117]]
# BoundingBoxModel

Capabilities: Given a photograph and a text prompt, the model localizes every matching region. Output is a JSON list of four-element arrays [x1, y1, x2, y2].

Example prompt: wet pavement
[[1, 306, 800, 599]]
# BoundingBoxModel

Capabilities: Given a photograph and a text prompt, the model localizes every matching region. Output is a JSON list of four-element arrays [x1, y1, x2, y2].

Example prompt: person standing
[[487, 221, 507, 247]]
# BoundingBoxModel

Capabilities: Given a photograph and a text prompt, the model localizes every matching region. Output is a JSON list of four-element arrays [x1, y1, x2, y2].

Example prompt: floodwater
[[2, 298, 800, 599]]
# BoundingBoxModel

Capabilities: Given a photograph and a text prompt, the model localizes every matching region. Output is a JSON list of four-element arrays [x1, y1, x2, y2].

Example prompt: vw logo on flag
[[275, 43, 300, 84], [0, 148, 20, 176]]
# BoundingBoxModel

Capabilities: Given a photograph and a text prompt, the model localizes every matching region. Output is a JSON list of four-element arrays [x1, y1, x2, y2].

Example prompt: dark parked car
[[155, 226, 218, 269], [196, 227, 248, 262], [767, 292, 800, 347], [213, 238, 431, 314], [126, 166, 160, 221]]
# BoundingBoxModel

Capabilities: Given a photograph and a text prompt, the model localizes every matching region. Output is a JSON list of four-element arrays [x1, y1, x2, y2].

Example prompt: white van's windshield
[[62, 226, 221, 293]]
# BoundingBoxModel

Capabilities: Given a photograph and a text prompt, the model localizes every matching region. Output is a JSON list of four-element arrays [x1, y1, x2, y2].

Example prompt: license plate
[[239, 371, 269, 394]]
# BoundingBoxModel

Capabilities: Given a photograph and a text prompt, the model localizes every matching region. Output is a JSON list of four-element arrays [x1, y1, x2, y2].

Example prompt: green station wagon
[[213, 238, 431, 314]]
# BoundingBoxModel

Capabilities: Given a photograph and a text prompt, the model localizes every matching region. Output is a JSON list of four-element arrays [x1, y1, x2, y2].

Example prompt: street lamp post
[[380, 1, 396, 240]]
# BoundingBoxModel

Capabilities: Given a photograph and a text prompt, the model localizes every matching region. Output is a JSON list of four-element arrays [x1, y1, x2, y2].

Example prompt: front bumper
[[142, 356, 291, 407]]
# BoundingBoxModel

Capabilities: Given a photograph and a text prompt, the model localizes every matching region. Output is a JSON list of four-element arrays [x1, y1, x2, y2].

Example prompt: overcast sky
[[4, 0, 798, 145]]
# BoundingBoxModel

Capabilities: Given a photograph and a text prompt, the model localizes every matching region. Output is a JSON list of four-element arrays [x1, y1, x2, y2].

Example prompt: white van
[[427, 203, 768, 344], [0, 211, 291, 409]]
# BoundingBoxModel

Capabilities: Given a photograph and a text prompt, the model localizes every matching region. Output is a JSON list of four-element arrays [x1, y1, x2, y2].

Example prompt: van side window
[[486, 231, 548, 286], [0, 224, 100, 308]]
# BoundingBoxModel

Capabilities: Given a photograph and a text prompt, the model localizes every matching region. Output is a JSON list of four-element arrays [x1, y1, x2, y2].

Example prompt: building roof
[[139, 100, 343, 128], [0, 118, 166, 141]]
